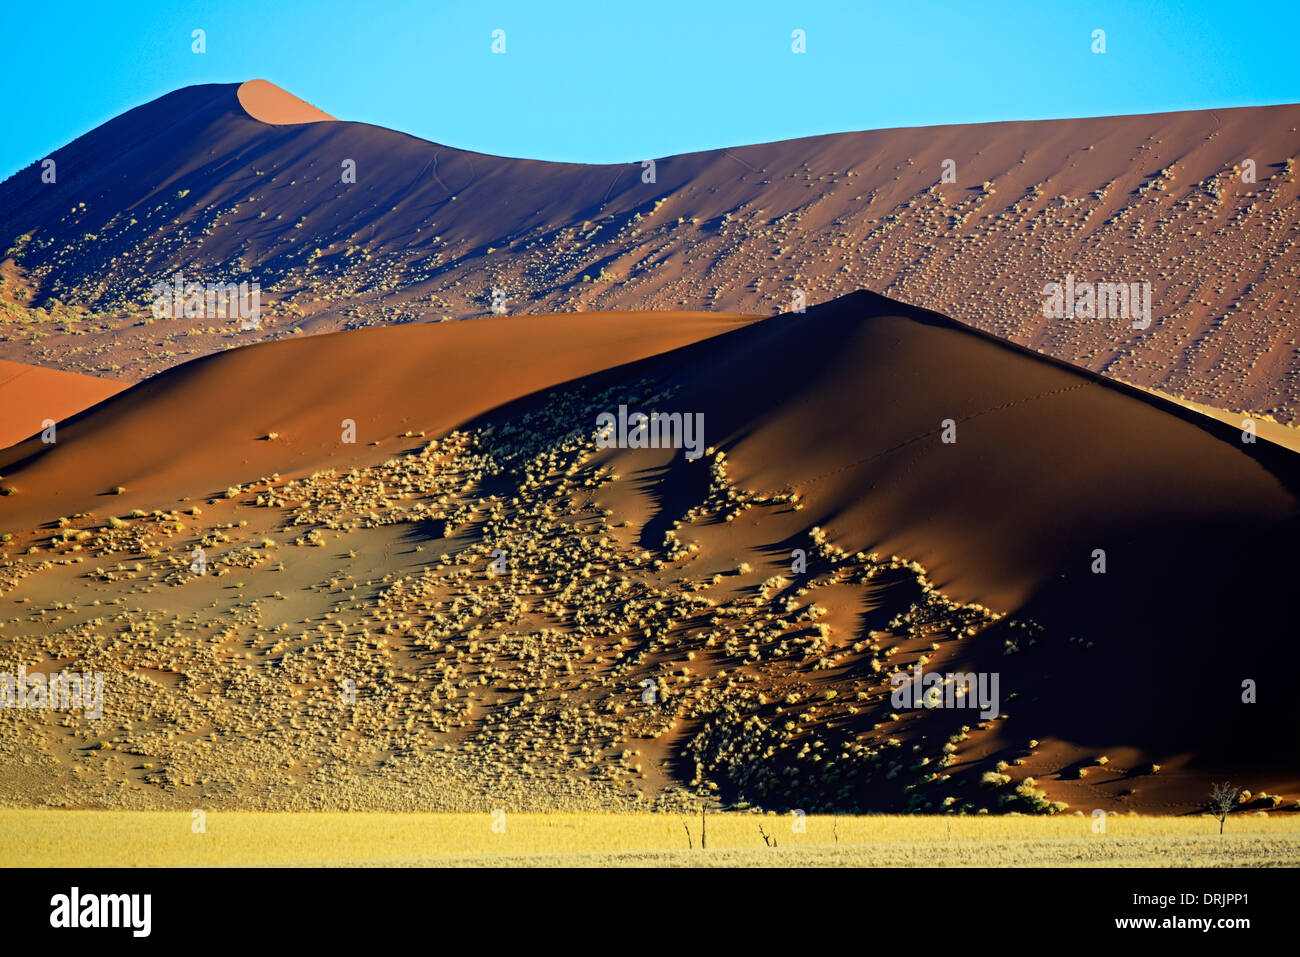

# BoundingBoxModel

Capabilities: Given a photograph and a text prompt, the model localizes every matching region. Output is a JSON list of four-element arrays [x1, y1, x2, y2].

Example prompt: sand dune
[[600, 291, 1298, 607], [0, 358, 124, 449], [0, 81, 1295, 424], [1, 292, 1294, 814], [586, 292, 1300, 803]]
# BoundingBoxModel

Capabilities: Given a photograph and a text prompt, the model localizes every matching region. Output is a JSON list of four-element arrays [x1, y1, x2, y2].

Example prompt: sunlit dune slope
[[236, 79, 336, 124], [0, 311, 750, 526], [0, 358, 125, 449]]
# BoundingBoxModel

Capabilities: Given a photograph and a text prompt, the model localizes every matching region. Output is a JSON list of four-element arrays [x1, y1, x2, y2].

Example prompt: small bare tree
[[758, 824, 775, 847], [1209, 781, 1239, 835]]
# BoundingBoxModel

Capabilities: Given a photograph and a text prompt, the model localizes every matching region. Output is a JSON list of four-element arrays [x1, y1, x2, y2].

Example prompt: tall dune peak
[[236, 79, 336, 125]]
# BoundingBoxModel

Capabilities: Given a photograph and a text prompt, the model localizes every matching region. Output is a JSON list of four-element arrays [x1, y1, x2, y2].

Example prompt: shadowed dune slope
[[0, 359, 125, 449], [601, 291, 1298, 608], [579, 291, 1299, 789]]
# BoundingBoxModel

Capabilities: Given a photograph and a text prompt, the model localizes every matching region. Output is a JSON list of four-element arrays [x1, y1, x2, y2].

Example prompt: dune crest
[[236, 79, 336, 124], [0, 359, 125, 449], [0, 309, 751, 526]]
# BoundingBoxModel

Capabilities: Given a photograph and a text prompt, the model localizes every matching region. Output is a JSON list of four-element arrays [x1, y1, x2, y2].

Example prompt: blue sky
[[3, 0, 1296, 179]]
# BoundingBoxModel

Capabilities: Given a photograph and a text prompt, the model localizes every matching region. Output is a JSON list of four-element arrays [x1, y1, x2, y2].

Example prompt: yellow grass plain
[[3, 810, 1298, 867]]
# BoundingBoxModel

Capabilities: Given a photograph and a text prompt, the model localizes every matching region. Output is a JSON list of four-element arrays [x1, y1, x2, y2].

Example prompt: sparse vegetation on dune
[[0, 372, 1102, 815], [2, 365, 1292, 819]]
